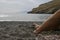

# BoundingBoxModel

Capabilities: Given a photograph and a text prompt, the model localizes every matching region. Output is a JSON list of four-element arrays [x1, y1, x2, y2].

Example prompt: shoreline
[[0, 21, 43, 22]]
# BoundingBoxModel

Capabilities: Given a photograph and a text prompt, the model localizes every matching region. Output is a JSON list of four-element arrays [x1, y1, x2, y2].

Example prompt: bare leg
[[34, 9, 60, 34]]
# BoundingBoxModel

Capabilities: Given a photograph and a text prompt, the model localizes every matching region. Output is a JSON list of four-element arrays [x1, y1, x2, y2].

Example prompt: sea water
[[0, 13, 52, 21]]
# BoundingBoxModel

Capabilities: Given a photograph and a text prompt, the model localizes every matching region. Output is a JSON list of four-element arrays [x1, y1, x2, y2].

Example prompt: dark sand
[[0, 21, 60, 40]]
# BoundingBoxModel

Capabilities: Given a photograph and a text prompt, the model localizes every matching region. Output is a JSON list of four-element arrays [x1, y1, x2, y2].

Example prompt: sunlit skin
[[33, 9, 60, 35]]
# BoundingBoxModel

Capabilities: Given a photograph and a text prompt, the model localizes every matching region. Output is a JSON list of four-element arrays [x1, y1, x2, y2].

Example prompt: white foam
[[0, 15, 9, 17]]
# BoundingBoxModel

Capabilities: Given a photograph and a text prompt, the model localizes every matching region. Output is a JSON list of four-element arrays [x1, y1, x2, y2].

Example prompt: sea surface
[[0, 13, 52, 21]]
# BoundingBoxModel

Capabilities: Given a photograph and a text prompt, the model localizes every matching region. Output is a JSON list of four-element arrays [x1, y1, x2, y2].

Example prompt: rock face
[[28, 0, 60, 14]]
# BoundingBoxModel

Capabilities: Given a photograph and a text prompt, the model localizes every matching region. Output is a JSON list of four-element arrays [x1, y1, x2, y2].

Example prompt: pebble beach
[[0, 21, 60, 40]]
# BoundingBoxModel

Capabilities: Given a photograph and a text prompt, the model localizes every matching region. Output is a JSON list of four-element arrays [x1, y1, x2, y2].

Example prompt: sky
[[0, 0, 52, 14]]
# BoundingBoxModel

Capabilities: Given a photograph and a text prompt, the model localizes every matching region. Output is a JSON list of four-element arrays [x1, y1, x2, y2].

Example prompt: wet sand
[[0, 21, 60, 40]]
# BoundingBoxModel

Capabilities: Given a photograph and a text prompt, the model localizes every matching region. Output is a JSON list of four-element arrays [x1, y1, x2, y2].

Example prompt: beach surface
[[0, 21, 60, 40]]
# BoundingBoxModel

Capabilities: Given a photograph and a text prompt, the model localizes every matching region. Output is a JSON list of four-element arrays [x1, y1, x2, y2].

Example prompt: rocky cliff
[[28, 0, 60, 14]]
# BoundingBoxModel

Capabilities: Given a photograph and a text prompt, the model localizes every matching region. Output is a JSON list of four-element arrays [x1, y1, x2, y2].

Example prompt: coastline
[[28, 0, 60, 14], [0, 21, 60, 40]]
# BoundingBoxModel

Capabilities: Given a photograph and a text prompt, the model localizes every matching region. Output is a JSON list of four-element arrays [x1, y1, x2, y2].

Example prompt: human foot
[[33, 23, 41, 35]]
